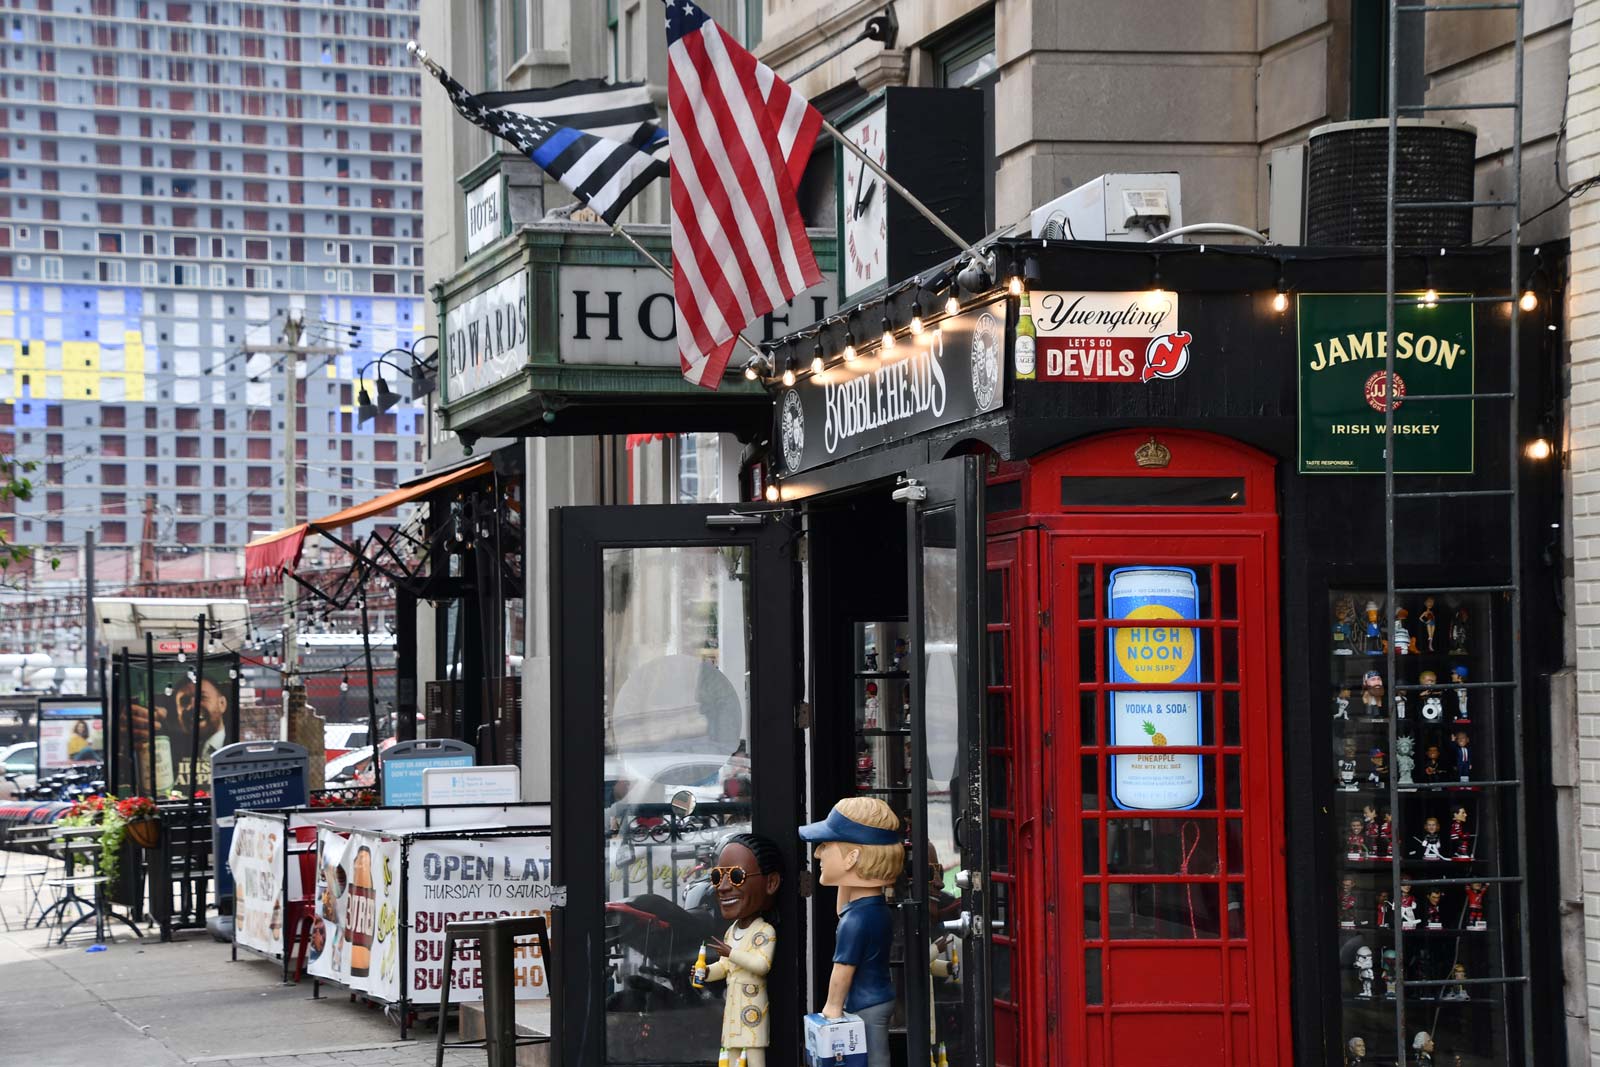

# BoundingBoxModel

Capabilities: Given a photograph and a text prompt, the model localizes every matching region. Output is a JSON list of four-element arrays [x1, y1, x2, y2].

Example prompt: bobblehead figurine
[[693, 833, 783, 1067], [799, 797, 905, 1067]]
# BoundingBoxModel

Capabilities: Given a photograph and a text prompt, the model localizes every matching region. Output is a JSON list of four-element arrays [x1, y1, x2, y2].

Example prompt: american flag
[[429, 65, 666, 227], [665, 0, 823, 388]]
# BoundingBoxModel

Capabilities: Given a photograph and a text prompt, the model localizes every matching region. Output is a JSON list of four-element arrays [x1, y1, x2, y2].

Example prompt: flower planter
[[126, 817, 161, 849]]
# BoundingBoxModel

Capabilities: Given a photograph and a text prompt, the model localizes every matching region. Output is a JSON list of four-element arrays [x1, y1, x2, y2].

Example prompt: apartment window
[[245, 239, 269, 260], [173, 236, 198, 257], [247, 466, 272, 488], [248, 411, 271, 432], [41, 256, 61, 280], [145, 408, 159, 429], [46, 491, 63, 512], [145, 438, 159, 457], [175, 466, 200, 487], [100, 463, 126, 485], [248, 495, 273, 517], [247, 438, 271, 460], [373, 273, 395, 294], [213, 410, 227, 431], [101, 493, 124, 515], [931, 17, 998, 232], [102, 521, 126, 543], [176, 493, 200, 515], [480, 0, 499, 86], [43, 229, 59, 251], [213, 466, 227, 486], [176, 521, 200, 542], [175, 437, 200, 458], [98, 232, 123, 254], [102, 406, 125, 428], [98, 260, 125, 283], [375, 440, 397, 462], [175, 409, 199, 431], [101, 434, 126, 456]]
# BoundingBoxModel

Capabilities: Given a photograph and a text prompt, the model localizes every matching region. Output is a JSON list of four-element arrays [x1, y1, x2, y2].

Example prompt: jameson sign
[[1297, 294, 1474, 474], [444, 270, 529, 403], [774, 299, 1006, 475]]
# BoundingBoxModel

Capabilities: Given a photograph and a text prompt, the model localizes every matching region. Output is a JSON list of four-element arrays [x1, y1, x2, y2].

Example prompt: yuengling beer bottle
[[1014, 292, 1037, 379]]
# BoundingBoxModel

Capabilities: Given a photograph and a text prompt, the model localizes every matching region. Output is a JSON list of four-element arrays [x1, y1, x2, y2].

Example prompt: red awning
[[243, 524, 309, 586], [242, 459, 496, 585], [624, 432, 675, 450]]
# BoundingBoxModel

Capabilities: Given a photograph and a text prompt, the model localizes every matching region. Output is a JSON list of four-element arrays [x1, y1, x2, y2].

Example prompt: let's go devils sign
[[1029, 290, 1188, 382], [1296, 293, 1475, 474]]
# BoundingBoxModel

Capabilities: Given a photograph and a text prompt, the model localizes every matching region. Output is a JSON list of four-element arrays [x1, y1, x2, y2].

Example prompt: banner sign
[[1107, 567, 1203, 811], [406, 836, 555, 1002], [464, 175, 505, 256], [561, 265, 834, 367], [421, 765, 522, 806], [229, 814, 286, 957], [308, 828, 406, 1002], [125, 655, 239, 796], [774, 299, 1006, 476], [381, 739, 475, 807], [37, 698, 104, 769], [1296, 293, 1475, 473], [1029, 291, 1187, 382], [443, 269, 529, 404]]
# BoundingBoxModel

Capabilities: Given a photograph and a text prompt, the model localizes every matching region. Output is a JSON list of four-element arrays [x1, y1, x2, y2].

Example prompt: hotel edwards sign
[[775, 299, 1006, 476]]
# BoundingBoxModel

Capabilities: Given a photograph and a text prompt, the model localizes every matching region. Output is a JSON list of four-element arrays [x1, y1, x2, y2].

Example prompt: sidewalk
[[0, 868, 486, 1067]]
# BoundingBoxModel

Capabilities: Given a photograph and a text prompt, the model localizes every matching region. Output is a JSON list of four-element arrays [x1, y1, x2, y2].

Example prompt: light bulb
[[177, 651, 186, 663], [881, 317, 896, 350], [743, 362, 759, 381], [1525, 437, 1553, 461], [1519, 289, 1538, 312], [1422, 288, 1439, 307], [781, 367, 796, 387], [944, 294, 960, 317], [340, 676, 350, 692], [1272, 291, 1289, 313], [764, 484, 780, 502], [909, 300, 924, 335], [810, 354, 824, 375], [164, 685, 174, 697], [1007, 276, 1023, 296], [843, 342, 858, 362]]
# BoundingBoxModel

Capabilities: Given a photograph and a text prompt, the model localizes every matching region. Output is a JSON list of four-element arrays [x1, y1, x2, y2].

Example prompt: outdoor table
[[45, 825, 142, 943]]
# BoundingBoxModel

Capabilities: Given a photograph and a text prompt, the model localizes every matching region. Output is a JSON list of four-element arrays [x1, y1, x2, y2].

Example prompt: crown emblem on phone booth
[[1134, 436, 1172, 469]]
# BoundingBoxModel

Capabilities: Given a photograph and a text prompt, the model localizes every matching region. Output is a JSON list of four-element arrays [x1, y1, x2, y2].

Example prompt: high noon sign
[[1296, 293, 1475, 474]]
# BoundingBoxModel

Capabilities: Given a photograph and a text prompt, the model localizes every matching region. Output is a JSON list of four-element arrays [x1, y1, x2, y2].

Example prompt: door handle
[[943, 911, 974, 937], [954, 869, 980, 892]]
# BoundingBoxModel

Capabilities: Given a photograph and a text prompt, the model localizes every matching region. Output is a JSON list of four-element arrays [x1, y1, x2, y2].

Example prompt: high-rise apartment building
[[0, 0, 427, 570]]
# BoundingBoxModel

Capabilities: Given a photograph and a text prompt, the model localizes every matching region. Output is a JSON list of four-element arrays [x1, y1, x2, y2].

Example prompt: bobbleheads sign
[[774, 299, 1006, 476], [1296, 293, 1475, 474]]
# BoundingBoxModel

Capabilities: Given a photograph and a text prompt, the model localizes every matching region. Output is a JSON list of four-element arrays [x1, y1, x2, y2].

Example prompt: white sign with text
[[443, 271, 529, 403], [464, 179, 504, 256]]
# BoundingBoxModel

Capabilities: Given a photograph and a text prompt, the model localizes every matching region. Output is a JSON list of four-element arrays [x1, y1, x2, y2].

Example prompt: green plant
[[0, 455, 58, 581]]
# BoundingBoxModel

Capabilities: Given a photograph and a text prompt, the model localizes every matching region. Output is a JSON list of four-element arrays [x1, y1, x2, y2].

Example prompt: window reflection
[[601, 545, 753, 1064]]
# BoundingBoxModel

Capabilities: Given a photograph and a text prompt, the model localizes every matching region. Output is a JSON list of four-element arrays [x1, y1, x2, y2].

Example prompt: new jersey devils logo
[[1141, 331, 1194, 383]]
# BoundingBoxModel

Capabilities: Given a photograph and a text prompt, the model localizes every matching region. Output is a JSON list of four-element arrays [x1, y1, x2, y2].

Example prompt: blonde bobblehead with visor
[[692, 833, 784, 1067]]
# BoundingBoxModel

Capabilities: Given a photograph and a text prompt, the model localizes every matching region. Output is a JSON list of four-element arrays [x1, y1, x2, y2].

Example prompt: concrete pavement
[[0, 859, 485, 1067]]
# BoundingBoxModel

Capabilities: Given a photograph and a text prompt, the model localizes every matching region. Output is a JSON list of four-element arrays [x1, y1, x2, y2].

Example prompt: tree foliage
[[0, 454, 59, 579]]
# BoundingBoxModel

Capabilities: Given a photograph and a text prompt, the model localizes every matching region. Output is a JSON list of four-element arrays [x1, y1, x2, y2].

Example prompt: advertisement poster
[[228, 814, 285, 957], [38, 699, 104, 769], [211, 761, 307, 900], [307, 828, 404, 1003], [1296, 293, 1475, 473], [1028, 290, 1187, 382], [407, 836, 555, 1002], [1107, 567, 1202, 811], [124, 655, 238, 795], [382, 755, 474, 807]]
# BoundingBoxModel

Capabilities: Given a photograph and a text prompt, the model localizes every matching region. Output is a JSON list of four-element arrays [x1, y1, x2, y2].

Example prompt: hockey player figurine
[[1363, 601, 1386, 655], [1452, 730, 1472, 784], [1339, 878, 1358, 927], [1362, 805, 1380, 855], [1379, 811, 1394, 858], [1355, 945, 1375, 998], [1464, 882, 1488, 929], [1449, 806, 1472, 860], [856, 743, 876, 789], [1375, 889, 1393, 929], [1400, 883, 1419, 929], [1334, 687, 1351, 721], [1367, 748, 1388, 788], [1419, 670, 1444, 723], [1392, 608, 1412, 655], [863, 682, 880, 729], [1449, 606, 1469, 655], [1418, 816, 1444, 860], [1452, 665, 1470, 723], [1419, 596, 1438, 652], [1362, 670, 1385, 717], [1426, 890, 1443, 929], [1396, 736, 1416, 786], [1338, 738, 1360, 792], [1346, 819, 1368, 860]]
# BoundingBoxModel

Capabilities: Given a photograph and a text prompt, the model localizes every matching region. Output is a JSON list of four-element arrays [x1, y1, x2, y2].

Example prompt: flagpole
[[819, 118, 985, 264], [607, 222, 765, 359]]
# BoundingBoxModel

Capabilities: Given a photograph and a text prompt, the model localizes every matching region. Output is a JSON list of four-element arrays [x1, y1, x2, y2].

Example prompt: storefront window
[[601, 544, 753, 1063], [1327, 589, 1508, 1064]]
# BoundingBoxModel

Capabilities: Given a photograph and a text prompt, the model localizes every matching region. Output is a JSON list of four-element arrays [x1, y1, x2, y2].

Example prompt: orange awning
[[243, 459, 495, 584]]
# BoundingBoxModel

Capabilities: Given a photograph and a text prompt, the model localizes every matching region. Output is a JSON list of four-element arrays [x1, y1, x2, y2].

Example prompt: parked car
[[325, 745, 375, 787], [324, 723, 369, 761], [0, 741, 38, 799]]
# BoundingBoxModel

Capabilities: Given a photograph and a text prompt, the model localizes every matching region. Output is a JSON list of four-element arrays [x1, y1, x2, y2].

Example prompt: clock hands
[[855, 177, 879, 220], [851, 156, 878, 220]]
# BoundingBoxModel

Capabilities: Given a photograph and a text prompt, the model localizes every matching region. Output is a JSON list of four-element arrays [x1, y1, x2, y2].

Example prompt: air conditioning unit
[[1030, 173, 1183, 242]]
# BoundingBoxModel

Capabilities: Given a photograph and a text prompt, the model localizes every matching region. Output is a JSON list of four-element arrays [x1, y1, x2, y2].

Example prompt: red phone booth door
[[1030, 433, 1291, 1066]]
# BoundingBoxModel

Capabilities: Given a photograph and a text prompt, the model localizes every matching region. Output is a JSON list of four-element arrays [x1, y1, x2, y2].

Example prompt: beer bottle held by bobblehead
[[1014, 293, 1037, 380]]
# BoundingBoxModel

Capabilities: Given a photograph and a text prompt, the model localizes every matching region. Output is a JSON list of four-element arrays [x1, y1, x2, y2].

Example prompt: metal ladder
[[1384, 2, 1532, 1065]]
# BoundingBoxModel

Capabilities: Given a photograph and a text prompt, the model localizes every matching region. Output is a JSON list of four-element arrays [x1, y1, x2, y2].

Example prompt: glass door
[[551, 504, 801, 1067], [904, 457, 991, 1067]]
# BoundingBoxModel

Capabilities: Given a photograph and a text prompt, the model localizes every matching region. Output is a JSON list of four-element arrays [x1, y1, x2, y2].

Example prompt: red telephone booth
[[987, 429, 1292, 1066]]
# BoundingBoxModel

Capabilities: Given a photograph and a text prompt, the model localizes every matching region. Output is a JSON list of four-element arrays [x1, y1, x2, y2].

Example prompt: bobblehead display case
[[1328, 589, 1509, 1065]]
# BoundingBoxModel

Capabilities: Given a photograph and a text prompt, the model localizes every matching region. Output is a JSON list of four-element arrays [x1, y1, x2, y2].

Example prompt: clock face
[[840, 105, 888, 300]]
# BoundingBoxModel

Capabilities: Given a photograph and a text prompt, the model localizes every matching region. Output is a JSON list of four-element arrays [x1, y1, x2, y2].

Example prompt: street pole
[[83, 529, 95, 696], [280, 313, 303, 696]]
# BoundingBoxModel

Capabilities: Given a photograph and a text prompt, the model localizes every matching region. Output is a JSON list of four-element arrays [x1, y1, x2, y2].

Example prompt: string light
[[880, 316, 896, 351], [1272, 269, 1289, 313], [809, 340, 825, 376], [1421, 287, 1439, 308], [945, 293, 960, 317], [340, 674, 350, 692], [909, 299, 924, 336], [1525, 437, 1553, 460], [1519, 289, 1538, 312], [781, 353, 796, 387], [1007, 275, 1023, 296], [764, 484, 780, 502]]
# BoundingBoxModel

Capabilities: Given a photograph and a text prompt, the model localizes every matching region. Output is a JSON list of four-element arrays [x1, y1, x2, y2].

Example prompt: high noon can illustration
[[1108, 567, 1203, 810]]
